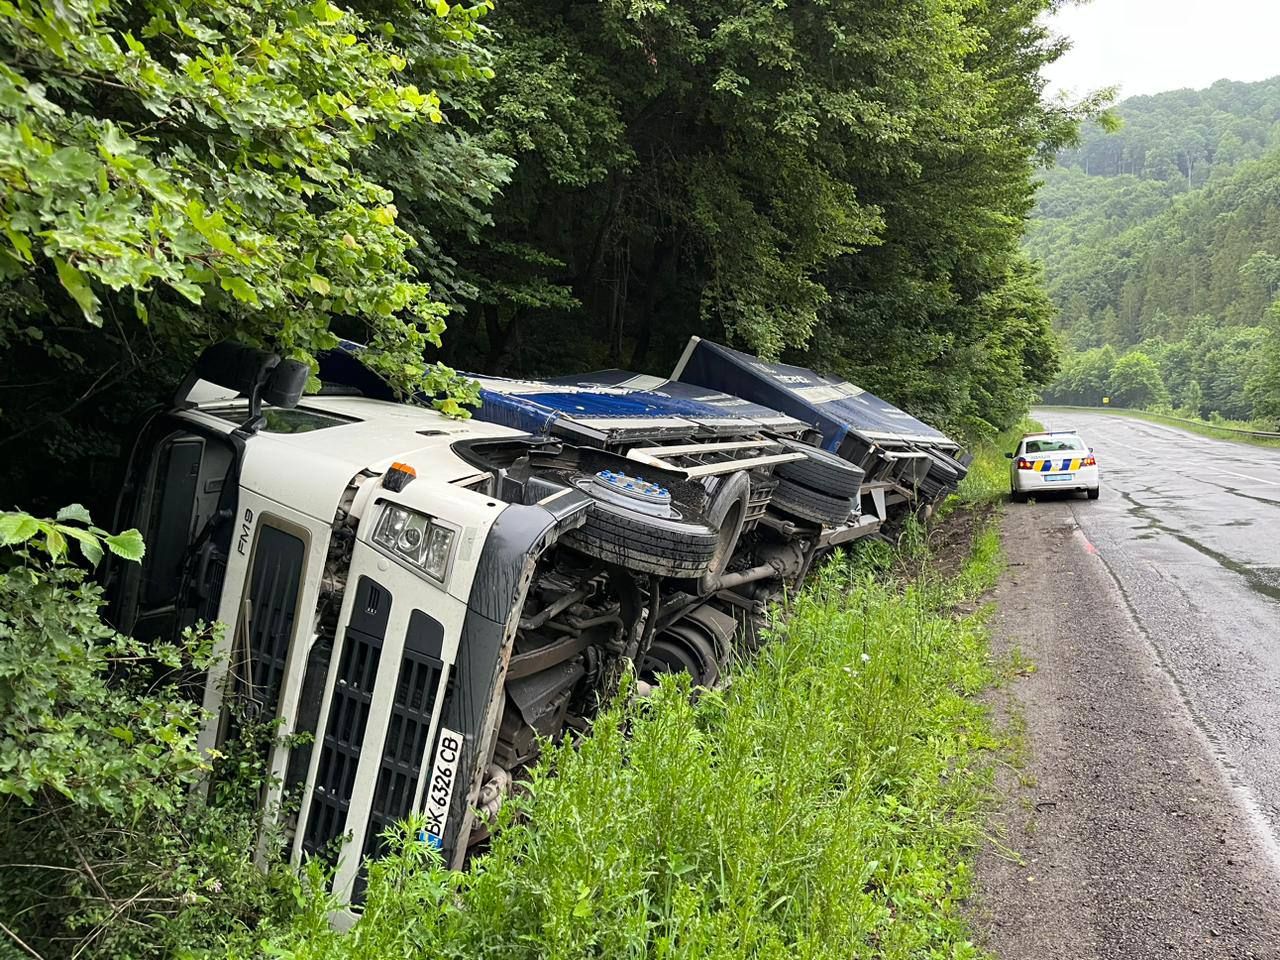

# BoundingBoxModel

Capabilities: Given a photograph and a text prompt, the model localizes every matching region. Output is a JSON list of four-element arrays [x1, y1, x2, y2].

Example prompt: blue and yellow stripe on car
[[1031, 458, 1083, 472]]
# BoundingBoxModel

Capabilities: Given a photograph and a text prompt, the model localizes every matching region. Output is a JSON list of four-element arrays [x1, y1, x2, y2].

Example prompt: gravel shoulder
[[972, 497, 1280, 959]]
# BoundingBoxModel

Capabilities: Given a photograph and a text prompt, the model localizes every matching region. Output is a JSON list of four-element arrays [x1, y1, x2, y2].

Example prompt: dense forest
[[1030, 77, 1280, 421], [0, 0, 1099, 515]]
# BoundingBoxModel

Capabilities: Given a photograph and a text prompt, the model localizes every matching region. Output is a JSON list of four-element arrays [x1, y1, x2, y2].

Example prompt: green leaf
[[308, 274, 331, 295], [99, 122, 136, 157], [104, 529, 146, 562], [73, 534, 104, 567], [54, 258, 101, 326], [170, 279, 205, 304], [220, 275, 259, 305], [4, 229, 32, 264], [60, 525, 104, 565], [0, 247, 22, 280], [0, 513, 39, 546], [44, 527, 67, 561], [56, 503, 92, 524]]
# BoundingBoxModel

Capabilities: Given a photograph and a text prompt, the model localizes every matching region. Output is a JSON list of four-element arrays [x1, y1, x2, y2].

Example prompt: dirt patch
[[891, 503, 996, 584], [931, 504, 995, 577]]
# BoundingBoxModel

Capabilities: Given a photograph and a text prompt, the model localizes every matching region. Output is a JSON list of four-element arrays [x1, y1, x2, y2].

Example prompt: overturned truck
[[106, 338, 965, 905]]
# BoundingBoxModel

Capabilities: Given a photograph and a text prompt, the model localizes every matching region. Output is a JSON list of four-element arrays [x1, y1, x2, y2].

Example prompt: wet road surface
[[1035, 409, 1280, 836], [973, 409, 1280, 958]]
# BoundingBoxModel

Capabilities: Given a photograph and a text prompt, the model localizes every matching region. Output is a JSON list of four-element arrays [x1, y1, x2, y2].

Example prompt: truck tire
[[564, 491, 719, 578], [770, 477, 854, 527], [773, 438, 863, 498]]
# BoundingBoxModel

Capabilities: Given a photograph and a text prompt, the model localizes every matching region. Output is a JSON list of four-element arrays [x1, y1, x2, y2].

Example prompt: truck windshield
[[204, 406, 356, 433]]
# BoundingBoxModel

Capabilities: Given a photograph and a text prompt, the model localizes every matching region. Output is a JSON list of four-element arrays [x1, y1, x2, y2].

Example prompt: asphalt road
[[974, 409, 1280, 958], [1036, 409, 1280, 835]]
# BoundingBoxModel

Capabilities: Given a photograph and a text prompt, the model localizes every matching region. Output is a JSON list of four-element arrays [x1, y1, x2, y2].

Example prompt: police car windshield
[[1024, 436, 1085, 454]]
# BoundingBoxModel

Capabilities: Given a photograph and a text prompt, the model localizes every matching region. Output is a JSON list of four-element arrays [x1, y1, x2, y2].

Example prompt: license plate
[[1045, 473, 1073, 482], [421, 727, 463, 850]]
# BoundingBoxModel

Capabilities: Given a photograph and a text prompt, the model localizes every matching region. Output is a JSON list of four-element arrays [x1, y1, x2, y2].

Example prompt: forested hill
[[1030, 77, 1280, 421]]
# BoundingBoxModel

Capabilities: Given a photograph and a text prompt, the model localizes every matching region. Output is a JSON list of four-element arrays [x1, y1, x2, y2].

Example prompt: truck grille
[[354, 611, 445, 900], [242, 524, 305, 721], [302, 577, 390, 862]]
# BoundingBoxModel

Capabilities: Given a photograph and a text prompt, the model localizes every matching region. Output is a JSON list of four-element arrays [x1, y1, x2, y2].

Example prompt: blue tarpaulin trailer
[[671, 337, 967, 496], [465, 371, 808, 447], [318, 337, 964, 513]]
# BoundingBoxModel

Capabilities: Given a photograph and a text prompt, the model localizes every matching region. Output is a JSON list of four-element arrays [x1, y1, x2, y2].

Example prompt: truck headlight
[[372, 504, 455, 581]]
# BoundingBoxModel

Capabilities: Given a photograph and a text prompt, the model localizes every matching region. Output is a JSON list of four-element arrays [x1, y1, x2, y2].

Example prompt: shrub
[[0, 510, 288, 959]]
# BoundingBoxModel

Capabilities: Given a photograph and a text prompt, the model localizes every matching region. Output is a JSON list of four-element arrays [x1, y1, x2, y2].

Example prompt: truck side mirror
[[264, 359, 309, 410], [187, 342, 280, 401], [175, 342, 308, 435]]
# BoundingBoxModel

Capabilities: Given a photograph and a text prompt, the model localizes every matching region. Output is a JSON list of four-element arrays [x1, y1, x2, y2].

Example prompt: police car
[[1007, 430, 1100, 502]]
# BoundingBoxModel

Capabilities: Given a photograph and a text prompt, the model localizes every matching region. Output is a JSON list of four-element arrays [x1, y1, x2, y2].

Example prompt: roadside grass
[[248, 530, 1010, 960], [949, 417, 1045, 510], [1036, 405, 1280, 449]]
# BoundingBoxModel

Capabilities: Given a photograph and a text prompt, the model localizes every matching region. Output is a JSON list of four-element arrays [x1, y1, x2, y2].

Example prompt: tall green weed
[[0, 511, 292, 960], [253, 543, 1002, 960]]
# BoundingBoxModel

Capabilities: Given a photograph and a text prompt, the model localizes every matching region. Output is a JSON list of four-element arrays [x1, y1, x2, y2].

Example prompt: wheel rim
[[641, 624, 719, 687]]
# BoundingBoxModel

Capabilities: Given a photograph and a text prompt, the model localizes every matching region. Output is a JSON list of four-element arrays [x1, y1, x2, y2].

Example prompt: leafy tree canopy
[[1, 0, 499, 506], [438, 0, 1090, 437], [1028, 76, 1280, 423]]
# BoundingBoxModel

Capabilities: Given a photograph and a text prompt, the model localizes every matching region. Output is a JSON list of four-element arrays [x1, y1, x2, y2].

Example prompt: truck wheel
[[773, 438, 863, 498], [770, 477, 854, 527], [565, 472, 719, 577], [641, 624, 719, 688]]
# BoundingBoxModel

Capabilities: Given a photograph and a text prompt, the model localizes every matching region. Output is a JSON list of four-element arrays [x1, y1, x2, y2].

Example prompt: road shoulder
[[972, 498, 1280, 960]]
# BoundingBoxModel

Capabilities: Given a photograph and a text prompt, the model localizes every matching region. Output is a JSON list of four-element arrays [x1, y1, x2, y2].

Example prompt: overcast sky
[[1042, 0, 1280, 100]]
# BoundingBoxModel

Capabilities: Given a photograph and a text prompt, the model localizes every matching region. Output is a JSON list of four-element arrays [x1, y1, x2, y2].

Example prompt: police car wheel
[[770, 477, 855, 527], [1011, 489, 1028, 503], [1087, 487, 1100, 500], [773, 438, 863, 498]]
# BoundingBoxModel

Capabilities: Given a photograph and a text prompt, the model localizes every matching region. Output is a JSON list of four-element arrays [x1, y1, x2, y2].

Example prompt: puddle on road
[[1222, 487, 1280, 511], [1116, 489, 1280, 603]]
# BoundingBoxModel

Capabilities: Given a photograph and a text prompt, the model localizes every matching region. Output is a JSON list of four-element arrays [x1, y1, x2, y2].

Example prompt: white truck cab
[[110, 347, 599, 901]]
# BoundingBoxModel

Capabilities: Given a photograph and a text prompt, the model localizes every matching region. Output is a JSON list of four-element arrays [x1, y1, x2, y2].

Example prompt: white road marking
[[1206, 468, 1280, 487]]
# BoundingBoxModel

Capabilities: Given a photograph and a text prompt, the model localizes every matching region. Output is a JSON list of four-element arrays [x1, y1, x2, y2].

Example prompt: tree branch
[[0, 920, 45, 960]]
